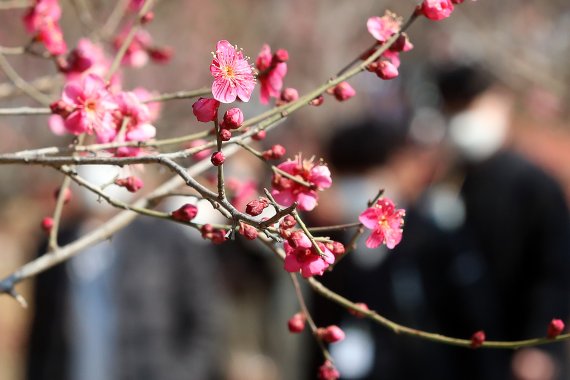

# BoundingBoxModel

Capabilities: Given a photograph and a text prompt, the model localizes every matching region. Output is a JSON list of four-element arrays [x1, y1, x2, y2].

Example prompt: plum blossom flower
[[366, 11, 401, 43], [271, 155, 332, 212], [210, 40, 256, 103], [359, 198, 405, 249], [420, 0, 454, 21], [113, 27, 152, 68], [23, 0, 67, 55], [283, 232, 335, 278], [256, 44, 288, 104], [54, 73, 117, 137]]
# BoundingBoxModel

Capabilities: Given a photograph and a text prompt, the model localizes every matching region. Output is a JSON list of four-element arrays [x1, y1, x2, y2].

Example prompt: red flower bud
[[141, 11, 154, 24], [262, 144, 286, 160], [54, 187, 72, 204], [245, 198, 269, 216], [318, 360, 340, 380], [211, 151, 225, 166], [114, 176, 144, 193], [210, 229, 227, 244], [50, 100, 73, 118], [332, 82, 356, 101], [277, 87, 299, 105], [376, 60, 399, 80], [317, 325, 345, 343], [470, 330, 485, 348], [547, 319, 565, 338], [280, 215, 296, 229], [239, 222, 258, 240], [252, 130, 266, 141], [148, 46, 173, 63], [219, 128, 232, 141], [192, 98, 220, 122], [287, 312, 306, 333], [273, 49, 289, 63], [222, 107, 244, 130], [171, 204, 198, 222], [41, 216, 54, 233], [309, 95, 324, 107], [348, 302, 369, 318]]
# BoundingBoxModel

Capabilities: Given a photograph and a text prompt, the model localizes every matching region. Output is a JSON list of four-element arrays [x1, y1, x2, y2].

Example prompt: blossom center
[[223, 65, 235, 79]]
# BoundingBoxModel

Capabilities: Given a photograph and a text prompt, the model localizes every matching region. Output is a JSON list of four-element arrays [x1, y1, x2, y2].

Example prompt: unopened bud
[[318, 360, 340, 380], [470, 330, 485, 348], [148, 46, 173, 63], [41, 216, 54, 232], [211, 151, 225, 166], [348, 302, 369, 318], [141, 11, 154, 24], [219, 128, 232, 141], [171, 203, 198, 222], [239, 222, 258, 240], [287, 312, 306, 333], [262, 144, 286, 160], [252, 130, 266, 141], [332, 82, 356, 101], [376, 60, 399, 80], [222, 107, 244, 130], [309, 95, 324, 107], [280, 215, 296, 229], [317, 325, 345, 343], [278, 87, 299, 105], [192, 97, 220, 122], [246, 198, 269, 216], [547, 319, 565, 338], [273, 49, 289, 63], [114, 176, 144, 192]]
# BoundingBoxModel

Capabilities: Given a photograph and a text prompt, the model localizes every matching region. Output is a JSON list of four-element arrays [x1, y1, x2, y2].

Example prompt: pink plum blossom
[[63, 39, 112, 83], [420, 0, 454, 21], [113, 27, 152, 68], [210, 40, 256, 103], [256, 44, 288, 104], [23, 0, 66, 55], [56, 73, 117, 137], [283, 232, 335, 278], [359, 198, 405, 249], [366, 11, 401, 43], [271, 155, 332, 212]]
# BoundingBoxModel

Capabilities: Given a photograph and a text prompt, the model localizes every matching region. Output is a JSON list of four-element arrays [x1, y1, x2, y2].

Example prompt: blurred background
[[0, 0, 569, 379]]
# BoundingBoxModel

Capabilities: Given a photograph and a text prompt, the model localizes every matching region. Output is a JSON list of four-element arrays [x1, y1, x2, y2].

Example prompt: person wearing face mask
[[422, 64, 570, 380]]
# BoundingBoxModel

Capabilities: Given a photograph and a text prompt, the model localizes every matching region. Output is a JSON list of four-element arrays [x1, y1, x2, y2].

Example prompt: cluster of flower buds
[[200, 224, 227, 244], [238, 222, 258, 240], [262, 144, 286, 160], [113, 26, 172, 68], [317, 325, 346, 343]]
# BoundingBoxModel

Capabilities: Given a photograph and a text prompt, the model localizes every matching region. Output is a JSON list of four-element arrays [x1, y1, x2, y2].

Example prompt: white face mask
[[447, 90, 512, 162], [448, 108, 509, 162]]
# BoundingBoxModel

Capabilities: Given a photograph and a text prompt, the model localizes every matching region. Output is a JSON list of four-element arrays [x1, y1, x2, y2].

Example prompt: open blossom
[[210, 40, 256, 103], [366, 11, 401, 43], [23, 0, 66, 55], [256, 44, 288, 104], [53, 73, 117, 137], [359, 198, 405, 249], [271, 155, 332, 212], [420, 0, 454, 21], [283, 232, 335, 278]]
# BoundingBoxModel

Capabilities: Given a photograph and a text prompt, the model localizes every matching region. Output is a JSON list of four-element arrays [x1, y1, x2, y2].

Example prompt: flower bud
[[547, 319, 565, 338], [470, 330, 485, 348], [287, 312, 306, 333], [148, 46, 173, 63], [54, 187, 72, 204], [50, 100, 73, 118], [171, 203, 198, 222], [41, 217, 54, 232], [278, 87, 299, 104], [318, 360, 340, 380], [210, 229, 227, 244], [141, 11, 154, 24], [332, 82, 356, 101], [211, 151, 225, 166], [114, 176, 144, 193], [262, 144, 286, 160], [376, 60, 399, 80], [246, 198, 269, 216], [239, 222, 258, 240], [200, 223, 214, 238], [219, 128, 232, 141], [317, 325, 345, 343], [280, 215, 296, 229], [222, 107, 244, 130], [273, 49, 289, 63], [192, 98, 220, 122], [252, 130, 266, 141], [309, 95, 324, 107], [348, 302, 369, 318]]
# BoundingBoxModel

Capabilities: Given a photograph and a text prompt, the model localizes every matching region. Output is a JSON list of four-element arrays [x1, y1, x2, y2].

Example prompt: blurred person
[[26, 166, 224, 380]]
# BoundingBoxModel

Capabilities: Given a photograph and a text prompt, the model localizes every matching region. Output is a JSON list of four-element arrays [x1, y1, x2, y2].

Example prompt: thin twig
[[0, 53, 51, 105]]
